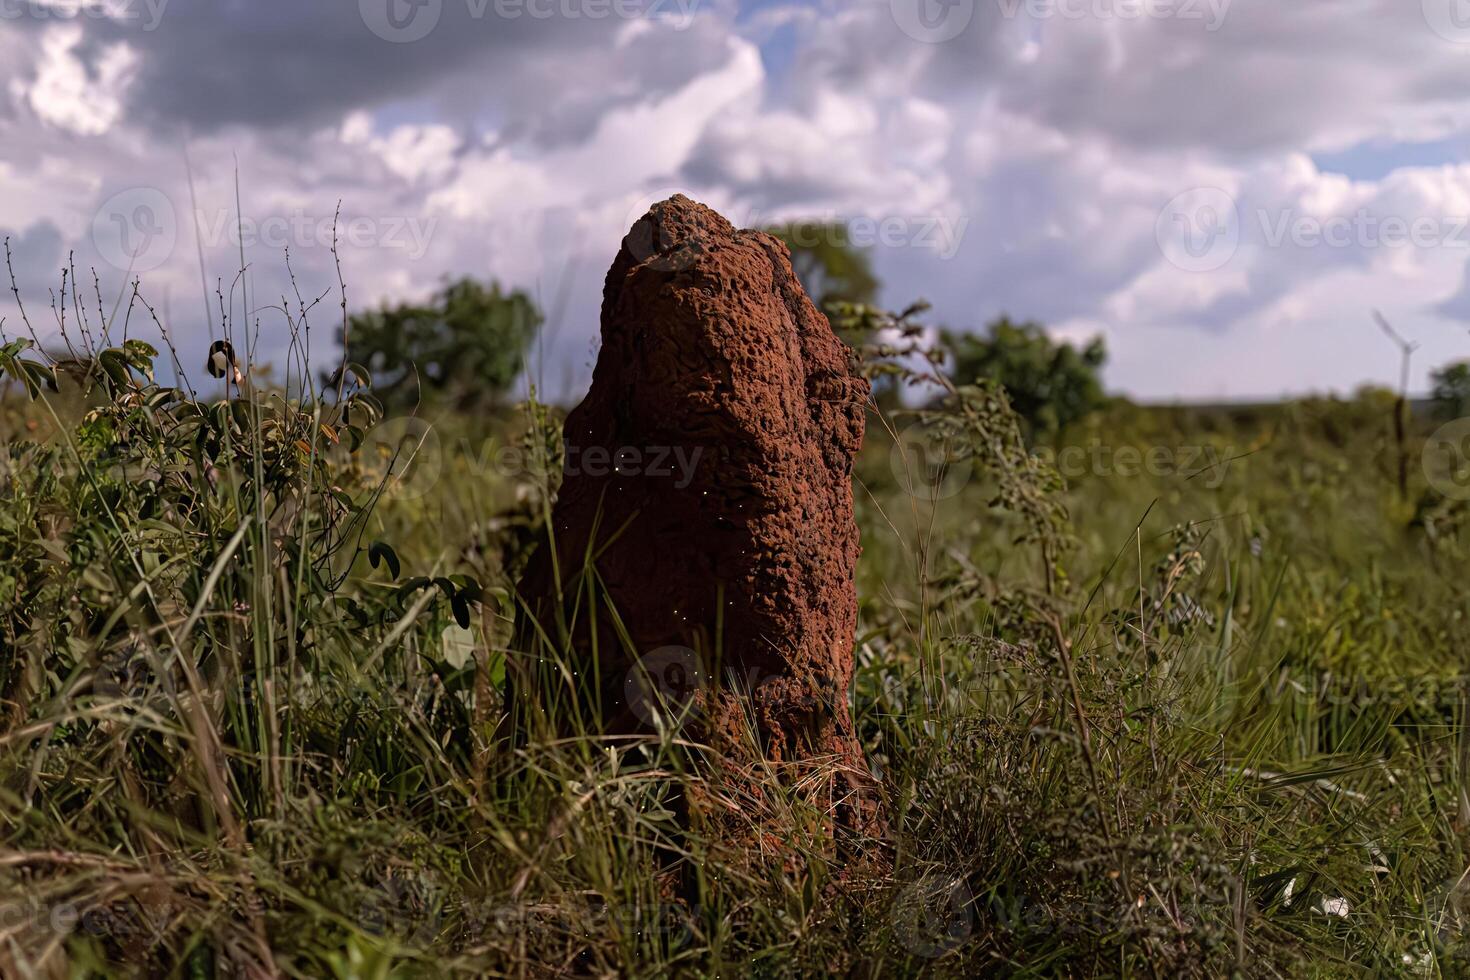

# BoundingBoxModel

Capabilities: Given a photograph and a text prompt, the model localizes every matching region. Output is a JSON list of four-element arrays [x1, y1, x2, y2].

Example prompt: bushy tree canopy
[[1431, 360, 1470, 420], [941, 317, 1107, 436], [339, 278, 541, 409], [765, 222, 879, 311]]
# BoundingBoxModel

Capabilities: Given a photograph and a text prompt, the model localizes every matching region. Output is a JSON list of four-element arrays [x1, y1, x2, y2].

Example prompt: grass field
[[1, 318, 1469, 977]]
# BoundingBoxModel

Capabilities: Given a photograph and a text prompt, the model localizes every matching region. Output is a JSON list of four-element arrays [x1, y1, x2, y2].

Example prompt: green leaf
[[452, 577, 483, 604], [21, 360, 58, 395], [229, 400, 253, 431], [121, 340, 158, 381], [394, 576, 432, 603], [122, 339, 159, 360], [147, 388, 180, 409], [450, 593, 471, 629], [98, 350, 131, 389], [367, 541, 400, 579]]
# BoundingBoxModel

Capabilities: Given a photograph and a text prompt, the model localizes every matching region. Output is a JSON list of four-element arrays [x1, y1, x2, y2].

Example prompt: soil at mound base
[[516, 194, 879, 830]]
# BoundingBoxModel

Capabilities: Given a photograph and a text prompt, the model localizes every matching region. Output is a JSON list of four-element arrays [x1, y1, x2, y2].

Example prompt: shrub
[[1431, 359, 1470, 419], [337, 277, 541, 410], [1, 263, 1466, 976], [941, 316, 1107, 437]]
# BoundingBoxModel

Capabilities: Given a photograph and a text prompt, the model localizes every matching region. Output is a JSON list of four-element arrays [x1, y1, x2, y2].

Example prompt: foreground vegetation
[[0, 278, 1468, 977]]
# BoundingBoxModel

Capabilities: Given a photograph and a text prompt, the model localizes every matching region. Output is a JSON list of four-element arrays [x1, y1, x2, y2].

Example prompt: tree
[[1431, 360, 1470, 420], [337, 278, 541, 409], [764, 222, 879, 311], [941, 317, 1107, 437]]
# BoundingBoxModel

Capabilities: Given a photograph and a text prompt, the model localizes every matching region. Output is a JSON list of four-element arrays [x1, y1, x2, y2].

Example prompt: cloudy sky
[[4, 0, 1470, 402]]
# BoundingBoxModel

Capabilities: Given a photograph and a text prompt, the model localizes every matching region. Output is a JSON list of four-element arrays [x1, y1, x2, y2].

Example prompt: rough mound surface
[[516, 194, 875, 824]]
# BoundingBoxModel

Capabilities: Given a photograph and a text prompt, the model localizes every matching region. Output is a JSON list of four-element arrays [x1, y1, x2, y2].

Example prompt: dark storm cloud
[[824, 0, 1470, 158], [5, 0, 1470, 401], [0, 220, 65, 339], [13, 0, 693, 134]]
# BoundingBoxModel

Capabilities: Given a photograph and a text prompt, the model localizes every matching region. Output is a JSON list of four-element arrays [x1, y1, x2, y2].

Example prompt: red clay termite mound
[[515, 194, 878, 831]]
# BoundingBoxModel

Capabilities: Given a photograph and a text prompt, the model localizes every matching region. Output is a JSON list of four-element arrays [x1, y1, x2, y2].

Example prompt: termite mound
[[515, 194, 880, 835]]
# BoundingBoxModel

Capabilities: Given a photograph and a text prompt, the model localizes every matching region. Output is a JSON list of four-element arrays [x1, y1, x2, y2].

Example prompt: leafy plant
[[1, 257, 1467, 976], [336, 277, 541, 410], [1431, 359, 1470, 420], [941, 316, 1108, 437]]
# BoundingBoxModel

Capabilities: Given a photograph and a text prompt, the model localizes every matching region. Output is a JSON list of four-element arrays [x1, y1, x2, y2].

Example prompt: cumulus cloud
[[12, 23, 137, 135], [2, 0, 1470, 401]]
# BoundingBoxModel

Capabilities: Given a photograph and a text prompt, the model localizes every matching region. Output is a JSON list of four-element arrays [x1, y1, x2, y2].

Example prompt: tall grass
[[0, 262, 1466, 976]]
